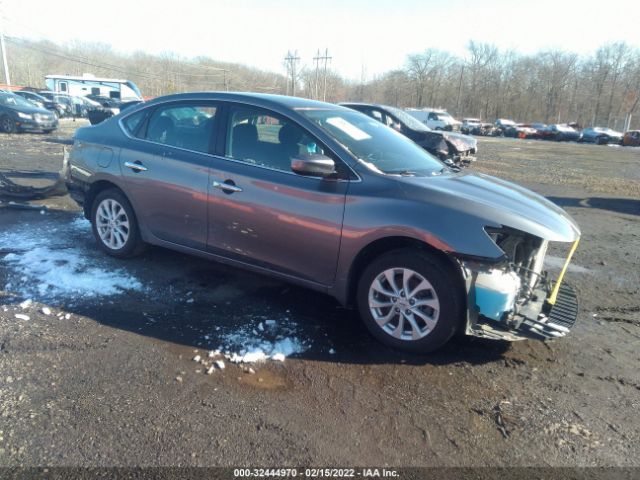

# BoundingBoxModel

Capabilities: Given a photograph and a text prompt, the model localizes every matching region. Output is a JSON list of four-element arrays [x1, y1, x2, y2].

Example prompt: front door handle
[[124, 161, 148, 172], [213, 180, 242, 194]]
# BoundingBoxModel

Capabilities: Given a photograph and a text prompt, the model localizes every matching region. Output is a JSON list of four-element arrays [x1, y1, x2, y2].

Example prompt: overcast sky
[[2, 0, 639, 80]]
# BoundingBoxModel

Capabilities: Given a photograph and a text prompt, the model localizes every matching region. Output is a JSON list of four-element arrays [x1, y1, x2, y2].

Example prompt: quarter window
[[143, 104, 217, 153], [122, 110, 146, 136]]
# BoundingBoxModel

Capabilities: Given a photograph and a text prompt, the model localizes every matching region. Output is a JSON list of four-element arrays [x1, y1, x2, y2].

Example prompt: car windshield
[[554, 125, 575, 132], [301, 109, 444, 175], [499, 119, 516, 126], [384, 106, 430, 132], [0, 93, 36, 108]]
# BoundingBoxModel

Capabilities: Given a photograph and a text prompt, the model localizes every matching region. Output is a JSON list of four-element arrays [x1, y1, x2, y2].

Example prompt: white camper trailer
[[44, 74, 142, 101]]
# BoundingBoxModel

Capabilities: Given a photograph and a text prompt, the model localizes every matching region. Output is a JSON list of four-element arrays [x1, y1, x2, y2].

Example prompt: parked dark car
[[579, 127, 624, 145], [530, 123, 554, 141], [509, 124, 539, 139], [65, 93, 581, 353], [494, 118, 517, 136], [37, 91, 74, 117], [341, 103, 477, 167], [546, 124, 580, 142], [622, 130, 640, 147], [0, 92, 59, 133], [87, 95, 122, 112], [13, 90, 59, 116]]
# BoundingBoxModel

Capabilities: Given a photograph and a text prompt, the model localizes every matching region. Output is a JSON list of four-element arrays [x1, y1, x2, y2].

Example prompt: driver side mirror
[[291, 154, 337, 177]]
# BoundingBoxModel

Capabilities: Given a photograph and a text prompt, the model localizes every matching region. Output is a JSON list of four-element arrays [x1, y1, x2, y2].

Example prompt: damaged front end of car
[[440, 131, 478, 166], [460, 226, 580, 341]]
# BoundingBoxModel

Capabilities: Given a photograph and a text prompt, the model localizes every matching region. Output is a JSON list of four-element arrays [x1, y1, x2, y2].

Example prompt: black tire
[[356, 249, 464, 354], [91, 188, 145, 258], [0, 115, 16, 134]]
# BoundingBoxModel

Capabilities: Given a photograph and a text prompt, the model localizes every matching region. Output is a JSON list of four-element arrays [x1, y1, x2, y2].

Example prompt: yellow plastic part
[[547, 239, 580, 305]]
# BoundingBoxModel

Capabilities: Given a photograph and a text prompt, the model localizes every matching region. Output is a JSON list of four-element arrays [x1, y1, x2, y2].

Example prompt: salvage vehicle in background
[[13, 90, 59, 116], [341, 103, 477, 167], [547, 124, 580, 142], [579, 127, 624, 145], [87, 95, 122, 114], [622, 130, 640, 147], [506, 124, 539, 139], [460, 118, 497, 136], [494, 118, 519, 136], [65, 92, 580, 353], [405, 108, 462, 131], [0, 92, 58, 133], [37, 91, 74, 118]]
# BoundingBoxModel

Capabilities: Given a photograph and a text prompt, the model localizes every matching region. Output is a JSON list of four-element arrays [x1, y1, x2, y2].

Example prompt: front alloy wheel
[[368, 268, 440, 341], [1, 115, 16, 133], [357, 249, 463, 353]]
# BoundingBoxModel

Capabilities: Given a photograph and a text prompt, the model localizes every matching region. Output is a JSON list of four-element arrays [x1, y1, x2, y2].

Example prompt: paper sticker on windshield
[[326, 117, 371, 141]]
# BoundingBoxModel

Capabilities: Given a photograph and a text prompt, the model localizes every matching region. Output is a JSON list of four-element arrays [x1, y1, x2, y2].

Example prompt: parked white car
[[405, 108, 462, 131]]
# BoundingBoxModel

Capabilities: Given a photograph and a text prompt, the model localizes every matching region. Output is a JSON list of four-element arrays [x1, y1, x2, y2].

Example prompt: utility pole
[[313, 49, 321, 100], [0, 0, 10, 86], [284, 50, 300, 96], [319, 48, 332, 101], [455, 65, 464, 117], [0, 33, 9, 85]]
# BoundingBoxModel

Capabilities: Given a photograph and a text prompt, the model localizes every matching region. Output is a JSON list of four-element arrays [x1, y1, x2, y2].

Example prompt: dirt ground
[[0, 121, 639, 468]]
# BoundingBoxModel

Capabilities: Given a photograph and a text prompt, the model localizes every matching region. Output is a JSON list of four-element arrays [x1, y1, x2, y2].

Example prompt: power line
[[5, 37, 228, 82], [5, 13, 230, 76]]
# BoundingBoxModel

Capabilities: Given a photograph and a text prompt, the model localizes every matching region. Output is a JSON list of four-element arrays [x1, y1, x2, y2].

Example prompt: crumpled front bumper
[[469, 282, 579, 341], [461, 240, 580, 342]]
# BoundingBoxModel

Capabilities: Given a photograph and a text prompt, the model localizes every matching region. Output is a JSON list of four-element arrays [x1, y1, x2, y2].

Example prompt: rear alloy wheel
[[357, 249, 463, 353], [91, 189, 144, 258], [0, 115, 16, 134]]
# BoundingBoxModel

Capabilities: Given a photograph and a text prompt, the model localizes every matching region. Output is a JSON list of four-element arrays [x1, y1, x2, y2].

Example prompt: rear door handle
[[213, 180, 242, 194], [124, 161, 148, 172]]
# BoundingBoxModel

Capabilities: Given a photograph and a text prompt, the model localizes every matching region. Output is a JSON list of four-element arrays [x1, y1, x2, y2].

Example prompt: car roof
[[339, 102, 399, 111], [144, 92, 346, 112]]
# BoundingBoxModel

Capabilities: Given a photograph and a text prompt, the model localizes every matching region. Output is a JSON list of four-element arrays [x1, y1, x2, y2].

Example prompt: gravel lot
[[0, 121, 639, 467]]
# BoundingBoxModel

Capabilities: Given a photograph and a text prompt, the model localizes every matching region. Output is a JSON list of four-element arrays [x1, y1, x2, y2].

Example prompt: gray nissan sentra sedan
[[65, 92, 581, 353]]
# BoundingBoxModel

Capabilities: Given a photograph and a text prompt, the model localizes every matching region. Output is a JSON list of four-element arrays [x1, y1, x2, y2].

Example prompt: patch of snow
[[0, 216, 142, 301], [15, 314, 30, 321], [41, 307, 52, 316], [19, 299, 32, 309], [218, 317, 309, 363], [214, 360, 225, 370]]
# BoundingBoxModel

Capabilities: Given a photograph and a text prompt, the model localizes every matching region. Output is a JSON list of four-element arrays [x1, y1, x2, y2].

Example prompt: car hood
[[400, 171, 580, 243]]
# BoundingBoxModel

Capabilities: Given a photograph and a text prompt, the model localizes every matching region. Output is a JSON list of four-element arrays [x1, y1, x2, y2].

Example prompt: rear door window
[[142, 103, 218, 154]]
